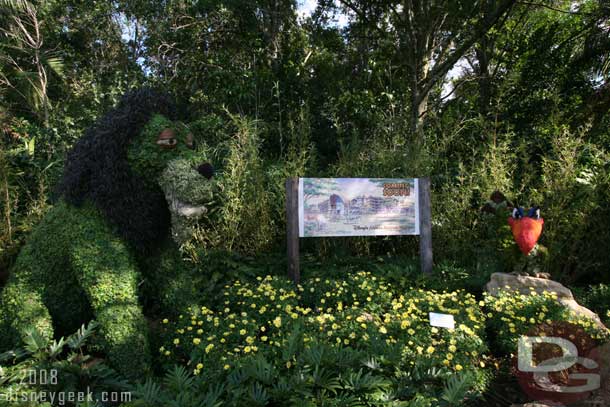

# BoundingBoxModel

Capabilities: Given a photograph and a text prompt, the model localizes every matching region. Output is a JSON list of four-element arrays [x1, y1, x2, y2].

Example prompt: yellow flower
[[162, 318, 169, 324], [244, 346, 252, 353], [426, 346, 435, 354], [224, 364, 230, 370], [448, 345, 457, 353], [240, 329, 246, 335], [193, 338, 201, 345], [379, 326, 388, 334], [455, 364, 463, 371], [196, 363, 203, 370], [205, 344, 214, 354], [173, 338, 180, 345], [273, 316, 282, 328]]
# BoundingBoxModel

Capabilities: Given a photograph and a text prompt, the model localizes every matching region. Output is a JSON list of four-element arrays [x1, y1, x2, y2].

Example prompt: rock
[[485, 272, 606, 329], [486, 272, 573, 299]]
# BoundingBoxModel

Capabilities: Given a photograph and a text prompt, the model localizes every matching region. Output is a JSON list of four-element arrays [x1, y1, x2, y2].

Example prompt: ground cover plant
[[483, 289, 610, 355], [155, 272, 490, 405]]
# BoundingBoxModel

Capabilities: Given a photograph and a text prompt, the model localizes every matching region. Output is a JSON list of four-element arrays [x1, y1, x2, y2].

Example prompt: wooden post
[[418, 177, 433, 275], [286, 177, 300, 284]]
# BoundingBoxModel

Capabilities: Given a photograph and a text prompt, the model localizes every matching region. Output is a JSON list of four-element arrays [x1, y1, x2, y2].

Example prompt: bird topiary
[[508, 206, 547, 276], [0, 88, 215, 378]]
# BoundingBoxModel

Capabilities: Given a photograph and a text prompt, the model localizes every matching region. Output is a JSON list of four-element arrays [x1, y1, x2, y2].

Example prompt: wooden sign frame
[[285, 177, 433, 284]]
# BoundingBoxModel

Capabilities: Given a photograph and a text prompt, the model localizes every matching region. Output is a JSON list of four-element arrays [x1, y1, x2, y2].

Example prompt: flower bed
[[158, 272, 491, 405], [483, 288, 610, 355]]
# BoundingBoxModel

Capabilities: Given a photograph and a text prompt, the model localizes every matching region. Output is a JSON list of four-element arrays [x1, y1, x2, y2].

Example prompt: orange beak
[[508, 217, 544, 255]]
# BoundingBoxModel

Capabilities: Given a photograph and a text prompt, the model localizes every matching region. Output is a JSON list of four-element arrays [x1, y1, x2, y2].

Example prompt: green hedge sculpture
[[0, 89, 215, 378]]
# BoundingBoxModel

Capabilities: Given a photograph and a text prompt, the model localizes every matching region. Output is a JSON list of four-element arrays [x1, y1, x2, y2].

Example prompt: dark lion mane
[[56, 88, 178, 253]]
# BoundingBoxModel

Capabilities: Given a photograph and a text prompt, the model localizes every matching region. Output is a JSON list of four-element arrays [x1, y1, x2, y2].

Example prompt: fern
[[309, 366, 342, 394], [248, 381, 270, 405], [163, 365, 195, 394], [66, 321, 98, 350], [226, 366, 248, 386], [282, 321, 304, 362], [441, 372, 475, 406], [48, 337, 66, 359], [22, 326, 49, 355], [201, 382, 225, 407], [361, 357, 382, 371], [342, 369, 390, 394], [245, 355, 275, 385], [134, 378, 163, 405]]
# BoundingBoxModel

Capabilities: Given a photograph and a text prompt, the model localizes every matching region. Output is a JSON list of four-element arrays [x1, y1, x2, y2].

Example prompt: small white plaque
[[429, 312, 455, 329]]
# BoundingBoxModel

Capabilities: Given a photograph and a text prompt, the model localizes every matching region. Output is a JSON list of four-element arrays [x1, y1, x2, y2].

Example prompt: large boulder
[[485, 272, 605, 329]]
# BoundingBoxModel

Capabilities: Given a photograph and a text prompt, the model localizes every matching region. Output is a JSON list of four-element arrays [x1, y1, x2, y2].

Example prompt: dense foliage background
[[1, 0, 609, 285]]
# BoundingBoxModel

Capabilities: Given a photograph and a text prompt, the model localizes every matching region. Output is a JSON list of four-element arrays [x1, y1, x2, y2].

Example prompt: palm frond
[[0, 0, 31, 12]]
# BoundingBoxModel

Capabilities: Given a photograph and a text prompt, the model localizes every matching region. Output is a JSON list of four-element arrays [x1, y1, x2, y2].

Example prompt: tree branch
[[418, 0, 517, 103]]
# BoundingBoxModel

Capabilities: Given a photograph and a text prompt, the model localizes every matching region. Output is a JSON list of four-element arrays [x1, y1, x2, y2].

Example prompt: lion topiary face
[[56, 88, 215, 252], [128, 113, 214, 245]]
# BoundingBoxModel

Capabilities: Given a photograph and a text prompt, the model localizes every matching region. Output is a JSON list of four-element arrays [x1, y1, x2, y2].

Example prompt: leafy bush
[[483, 288, 610, 356], [158, 272, 490, 405], [572, 284, 610, 326], [0, 322, 131, 407]]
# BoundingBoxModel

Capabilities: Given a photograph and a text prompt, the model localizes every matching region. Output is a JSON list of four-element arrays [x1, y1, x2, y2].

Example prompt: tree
[[0, 0, 63, 127], [334, 0, 517, 138]]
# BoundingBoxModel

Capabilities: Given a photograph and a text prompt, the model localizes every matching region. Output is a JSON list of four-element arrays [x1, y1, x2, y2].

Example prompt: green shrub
[[211, 115, 276, 255], [483, 288, 610, 356], [572, 284, 610, 325], [0, 322, 131, 407]]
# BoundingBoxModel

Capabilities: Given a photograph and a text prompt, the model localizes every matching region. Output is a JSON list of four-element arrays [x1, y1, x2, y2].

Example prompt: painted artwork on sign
[[298, 178, 419, 237]]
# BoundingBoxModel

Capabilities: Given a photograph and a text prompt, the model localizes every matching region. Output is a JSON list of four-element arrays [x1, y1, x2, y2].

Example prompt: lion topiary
[[0, 88, 215, 378]]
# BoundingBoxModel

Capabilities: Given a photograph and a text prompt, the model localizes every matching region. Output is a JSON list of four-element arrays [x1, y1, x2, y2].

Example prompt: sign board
[[298, 178, 420, 237], [429, 312, 455, 329], [285, 177, 432, 284]]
